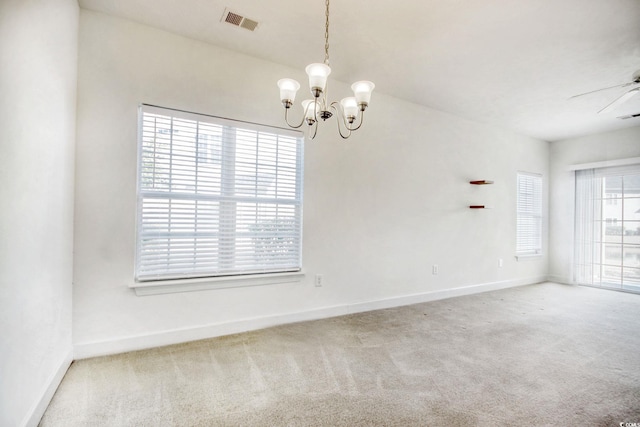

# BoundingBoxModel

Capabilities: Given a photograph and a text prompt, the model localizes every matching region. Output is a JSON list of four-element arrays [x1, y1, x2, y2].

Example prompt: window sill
[[130, 271, 305, 296], [515, 253, 542, 261]]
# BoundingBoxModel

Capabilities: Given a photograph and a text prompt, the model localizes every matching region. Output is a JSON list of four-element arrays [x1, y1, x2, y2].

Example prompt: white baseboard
[[74, 276, 547, 360], [347, 276, 548, 314], [22, 349, 73, 427], [547, 275, 572, 285]]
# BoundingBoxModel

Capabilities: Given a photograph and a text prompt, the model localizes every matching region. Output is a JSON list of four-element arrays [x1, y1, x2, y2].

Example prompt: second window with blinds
[[516, 172, 542, 258], [135, 105, 304, 283]]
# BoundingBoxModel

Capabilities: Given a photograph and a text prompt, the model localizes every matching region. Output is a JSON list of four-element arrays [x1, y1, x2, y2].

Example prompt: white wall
[[0, 1, 78, 425], [549, 126, 640, 284], [74, 10, 549, 357]]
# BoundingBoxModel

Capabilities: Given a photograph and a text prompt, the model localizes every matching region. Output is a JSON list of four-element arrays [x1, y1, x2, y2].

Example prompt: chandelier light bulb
[[301, 99, 318, 124], [277, 78, 301, 107], [305, 63, 331, 96], [351, 81, 375, 108], [340, 97, 359, 122]]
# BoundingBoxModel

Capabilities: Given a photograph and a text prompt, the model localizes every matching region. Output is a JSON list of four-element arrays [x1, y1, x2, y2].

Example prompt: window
[[516, 172, 542, 256], [574, 164, 640, 292], [135, 105, 304, 282]]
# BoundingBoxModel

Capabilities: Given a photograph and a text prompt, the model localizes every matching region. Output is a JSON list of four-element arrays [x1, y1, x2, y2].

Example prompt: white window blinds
[[574, 164, 640, 291], [135, 105, 304, 282], [516, 172, 542, 255]]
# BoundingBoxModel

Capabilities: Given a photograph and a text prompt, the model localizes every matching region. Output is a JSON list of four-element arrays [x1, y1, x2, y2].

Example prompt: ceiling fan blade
[[569, 81, 635, 99], [598, 87, 640, 114]]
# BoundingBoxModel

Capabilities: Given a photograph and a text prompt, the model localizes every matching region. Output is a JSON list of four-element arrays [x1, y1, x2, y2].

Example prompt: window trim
[[129, 270, 306, 296], [134, 104, 304, 286]]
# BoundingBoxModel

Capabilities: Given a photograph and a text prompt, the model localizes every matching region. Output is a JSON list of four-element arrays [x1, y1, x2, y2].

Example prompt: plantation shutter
[[135, 105, 304, 281], [516, 172, 542, 255]]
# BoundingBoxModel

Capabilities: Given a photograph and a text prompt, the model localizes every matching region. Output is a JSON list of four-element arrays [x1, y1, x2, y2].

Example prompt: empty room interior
[[2, 0, 640, 425]]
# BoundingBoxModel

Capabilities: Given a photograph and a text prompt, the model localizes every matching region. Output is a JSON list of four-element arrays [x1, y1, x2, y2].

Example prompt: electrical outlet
[[498, 258, 504, 268], [432, 265, 438, 275], [315, 274, 323, 287]]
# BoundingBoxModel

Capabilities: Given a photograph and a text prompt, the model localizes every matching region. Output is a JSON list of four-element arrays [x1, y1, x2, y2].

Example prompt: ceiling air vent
[[221, 8, 259, 32], [617, 113, 640, 120]]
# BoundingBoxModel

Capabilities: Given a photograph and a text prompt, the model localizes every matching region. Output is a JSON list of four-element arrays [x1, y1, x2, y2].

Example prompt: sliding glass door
[[575, 165, 640, 293]]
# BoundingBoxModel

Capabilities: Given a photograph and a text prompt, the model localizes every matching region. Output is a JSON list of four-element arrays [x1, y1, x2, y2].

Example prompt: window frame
[[516, 171, 543, 258], [133, 104, 304, 290]]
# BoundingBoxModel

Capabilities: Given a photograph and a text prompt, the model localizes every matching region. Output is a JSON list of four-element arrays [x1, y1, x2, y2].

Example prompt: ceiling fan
[[570, 70, 640, 114]]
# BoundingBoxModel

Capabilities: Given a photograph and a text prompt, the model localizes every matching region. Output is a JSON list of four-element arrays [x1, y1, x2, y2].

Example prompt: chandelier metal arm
[[283, 108, 305, 129], [329, 102, 352, 139], [349, 109, 365, 131], [284, 100, 316, 129], [310, 119, 319, 139], [335, 116, 351, 139], [330, 101, 366, 134]]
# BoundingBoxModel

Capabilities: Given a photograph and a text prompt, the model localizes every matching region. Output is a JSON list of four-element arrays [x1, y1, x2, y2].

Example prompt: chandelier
[[277, 0, 375, 139]]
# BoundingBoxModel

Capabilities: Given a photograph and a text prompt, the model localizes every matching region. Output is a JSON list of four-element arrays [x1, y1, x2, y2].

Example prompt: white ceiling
[[78, 0, 640, 142]]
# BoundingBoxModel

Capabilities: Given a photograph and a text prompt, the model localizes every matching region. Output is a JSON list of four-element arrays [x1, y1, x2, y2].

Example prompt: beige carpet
[[40, 282, 640, 426]]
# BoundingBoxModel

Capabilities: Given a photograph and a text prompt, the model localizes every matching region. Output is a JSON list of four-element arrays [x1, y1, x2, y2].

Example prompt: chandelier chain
[[324, 0, 330, 65]]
